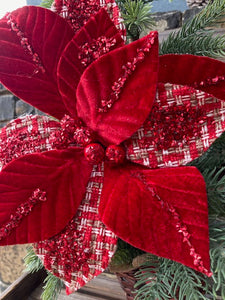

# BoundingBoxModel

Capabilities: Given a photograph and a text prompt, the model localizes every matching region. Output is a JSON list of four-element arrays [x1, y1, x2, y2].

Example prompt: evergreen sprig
[[41, 272, 64, 300], [209, 218, 225, 298], [160, 0, 225, 57], [24, 246, 64, 300], [40, 0, 54, 8], [134, 258, 210, 300], [119, 0, 155, 40], [24, 246, 43, 273]]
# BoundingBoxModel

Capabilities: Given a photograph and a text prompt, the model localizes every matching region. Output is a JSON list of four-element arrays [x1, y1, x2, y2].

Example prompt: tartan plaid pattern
[[0, 115, 59, 171], [100, 0, 126, 40], [124, 83, 225, 169], [35, 163, 117, 293], [52, 0, 126, 40]]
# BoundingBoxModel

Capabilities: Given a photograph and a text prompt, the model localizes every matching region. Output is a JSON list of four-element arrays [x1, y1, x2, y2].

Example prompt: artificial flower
[[0, 0, 225, 293]]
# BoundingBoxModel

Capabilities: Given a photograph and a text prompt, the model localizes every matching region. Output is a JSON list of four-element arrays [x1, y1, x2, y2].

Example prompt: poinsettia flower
[[1, 0, 225, 294]]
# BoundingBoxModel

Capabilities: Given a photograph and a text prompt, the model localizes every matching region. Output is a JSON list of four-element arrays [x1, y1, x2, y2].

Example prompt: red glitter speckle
[[98, 32, 157, 113], [105, 145, 125, 164], [0, 189, 46, 241], [146, 100, 208, 151], [84, 143, 105, 164], [50, 115, 95, 148], [6, 13, 45, 73], [78, 36, 117, 67], [131, 172, 212, 277], [193, 75, 225, 88]]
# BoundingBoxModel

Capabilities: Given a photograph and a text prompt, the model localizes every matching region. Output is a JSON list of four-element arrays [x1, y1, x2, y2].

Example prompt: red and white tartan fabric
[[0, 115, 59, 171], [35, 163, 117, 294], [52, 0, 126, 39], [0, 115, 117, 293], [124, 83, 225, 169]]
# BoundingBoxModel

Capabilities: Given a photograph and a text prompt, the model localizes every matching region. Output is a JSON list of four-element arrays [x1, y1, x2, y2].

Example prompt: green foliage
[[40, 0, 54, 8], [24, 246, 63, 300], [160, 0, 225, 58], [110, 239, 145, 269], [119, 0, 155, 40], [41, 272, 64, 300], [134, 258, 210, 300], [209, 218, 225, 298], [24, 246, 43, 273]]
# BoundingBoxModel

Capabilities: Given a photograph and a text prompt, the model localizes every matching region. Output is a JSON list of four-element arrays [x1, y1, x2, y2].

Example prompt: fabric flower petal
[[35, 163, 117, 293], [0, 115, 60, 170], [52, 0, 125, 39], [0, 6, 74, 119], [57, 8, 124, 117], [125, 83, 225, 168], [159, 54, 225, 101], [0, 147, 92, 245], [99, 163, 211, 276], [76, 31, 159, 145]]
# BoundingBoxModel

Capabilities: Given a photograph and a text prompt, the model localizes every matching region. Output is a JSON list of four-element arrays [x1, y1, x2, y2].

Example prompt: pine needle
[[39, 0, 54, 8], [160, 0, 225, 58], [24, 246, 43, 273], [120, 0, 155, 40], [41, 272, 64, 300]]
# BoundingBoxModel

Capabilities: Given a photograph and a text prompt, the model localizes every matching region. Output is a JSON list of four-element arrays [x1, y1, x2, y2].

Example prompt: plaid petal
[[52, 0, 126, 39], [35, 163, 117, 293], [0, 115, 60, 170], [124, 83, 225, 168]]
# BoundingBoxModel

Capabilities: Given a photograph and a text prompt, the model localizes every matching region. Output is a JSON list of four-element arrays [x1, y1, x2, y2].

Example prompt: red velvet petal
[[124, 83, 225, 168], [159, 54, 225, 101], [0, 6, 74, 119], [99, 163, 211, 275], [76, 32, 159, 145], [0, 148, 92, 245], [57, 8, 124, 117]]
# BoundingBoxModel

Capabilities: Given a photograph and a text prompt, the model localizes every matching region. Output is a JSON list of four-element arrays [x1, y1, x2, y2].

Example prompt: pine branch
[[134, 258, 210, 300], [24, 246, 43, 273], [120, 0, 155, 40], [160, 0, 225, 57], [41, 271, 64, 300], [39, 0, 54, 8], [209, 218, 225, 299], [202, 168, 225, 217]]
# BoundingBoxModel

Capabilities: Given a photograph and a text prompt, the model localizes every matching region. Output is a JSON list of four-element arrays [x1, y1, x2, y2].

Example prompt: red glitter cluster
[[194, 75, 225, 88], [84, 143, 105, 164], [37, 218, 90, 283], [0, 116, 58, 170], [0, 189, 46, 241], [6, 13, 45, 73], [35, 164, 117, 289], [78, 36, 116, 67], [131, 172, 212, 277], [105, 144, 125, 164], [146, 101, 207, 150], [98, 32, 156, 113], [53, 0, 101, 32], [50, 115, 95, 148]]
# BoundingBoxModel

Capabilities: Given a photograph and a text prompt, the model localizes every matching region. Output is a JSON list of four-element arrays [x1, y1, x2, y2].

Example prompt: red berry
[[105, 145, 125, 164], [84, 143, 105, 164]]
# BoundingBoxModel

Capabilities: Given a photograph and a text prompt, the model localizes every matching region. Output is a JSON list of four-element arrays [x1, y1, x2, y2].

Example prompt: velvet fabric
[[76, 33, 159, 145], [0, 148, 92, 245], [159, 54, 225, 101], [57, 8, 124, 118], [2, 2, 225, 282], [0, 6, 74, 119], [99, 163, 210, 273]]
